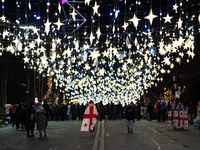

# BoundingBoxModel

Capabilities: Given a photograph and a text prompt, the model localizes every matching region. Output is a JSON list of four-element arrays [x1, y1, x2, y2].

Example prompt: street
[[0, 119, 200, 150]]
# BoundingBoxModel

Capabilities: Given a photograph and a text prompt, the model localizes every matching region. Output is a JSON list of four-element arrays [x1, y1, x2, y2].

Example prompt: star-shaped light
[[126, 58, 133, 64], [89, 50, 100, 60], [176, 57, 181, 64], [0, 15, 6, 22], [127, 43, 132, 49], [85, 0, 91, 6], [44, 18, 52, 35], [102, 50, 109, 57], [99, 68, 106, 76], [113, 48, 118, 56], [105, 39, 109, 46], [177, 17, 183, 29], [23, 56, 29, 63], [29, 42, 35, 49], [90, 31, 94, 45], [54, 17, 64, 30], [144, 9, 158, 25], [173, 3, 179, 11], [32, 26, 38, 34], [96, 27, 101, 39], [58, 2, 61, 14], [85, 63, 91, 70], [41, 55, 47, 65], [70, 9, 77, 21], [35, 35, 43, 46], [122, 22, 128, 31], [129, 14, 141, 28], [163, 13, 173, 23], [3, 30, 9, 39], [163, 57, 170, 65], [13, 36, 20, 46], [93, 1, 99, 15]]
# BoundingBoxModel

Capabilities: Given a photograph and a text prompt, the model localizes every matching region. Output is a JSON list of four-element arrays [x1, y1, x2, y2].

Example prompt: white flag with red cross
[[80, 104, 98, 132]]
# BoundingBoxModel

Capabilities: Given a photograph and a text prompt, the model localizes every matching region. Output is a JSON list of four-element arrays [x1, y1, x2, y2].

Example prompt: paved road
[[0, 119, 200, 150]]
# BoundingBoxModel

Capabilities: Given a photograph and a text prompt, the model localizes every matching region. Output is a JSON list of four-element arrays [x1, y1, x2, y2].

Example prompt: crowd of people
[[3, 99, 197, 137], [8, 101, 48, 137]]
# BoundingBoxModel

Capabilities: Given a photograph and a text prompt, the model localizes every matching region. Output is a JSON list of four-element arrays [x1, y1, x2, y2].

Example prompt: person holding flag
[[81, 100, 98, 136]]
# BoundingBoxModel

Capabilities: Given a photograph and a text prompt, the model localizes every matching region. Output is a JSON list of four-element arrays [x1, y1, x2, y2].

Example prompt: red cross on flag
[[81, 104, 98, 132]]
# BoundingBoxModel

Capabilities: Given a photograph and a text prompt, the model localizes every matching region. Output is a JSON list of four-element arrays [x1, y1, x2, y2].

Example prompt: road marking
[[148, 126, 157, 133], [92, 121, 100, 150], [151, 138, 161, 150], [100, 120, 105, 150]]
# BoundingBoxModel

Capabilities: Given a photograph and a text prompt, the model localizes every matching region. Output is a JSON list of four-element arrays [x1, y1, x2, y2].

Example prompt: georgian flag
[[81, 104, 98, 132]]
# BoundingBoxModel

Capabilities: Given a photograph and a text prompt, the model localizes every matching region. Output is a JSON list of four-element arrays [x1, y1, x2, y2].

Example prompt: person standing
[[43, 101, 50, 124], [97, 101, 104, 121], [126, 102, 135, 133], [156, 100, 161, 122], [117, 102, 123, 120], [67, 103, 72, 120], [147, 101, 153, 121], [22, 102, 28, 129], [15, 103, 24, 130], [35, 102, 47, 137], [26, 102, 36, 137], [80, 100, 98, 136], [161, 100, 167, 122], [136, 103, 141, 120], [188, 101, 195, 124]]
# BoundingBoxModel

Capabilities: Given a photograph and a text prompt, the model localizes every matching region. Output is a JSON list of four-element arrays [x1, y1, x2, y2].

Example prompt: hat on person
[[36, 102, 41, 106]]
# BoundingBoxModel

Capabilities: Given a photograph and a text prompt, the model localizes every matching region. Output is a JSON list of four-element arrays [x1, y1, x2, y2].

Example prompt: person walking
[[35, 102, 47, 137], [126, 102, 135, 133], [80, 100, 98, 136], [26, 102, 36, 137], [156, 100, 161, 122]]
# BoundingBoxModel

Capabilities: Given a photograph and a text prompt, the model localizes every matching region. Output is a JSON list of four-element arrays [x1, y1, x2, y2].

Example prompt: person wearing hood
[[35, 102, 47, 137]]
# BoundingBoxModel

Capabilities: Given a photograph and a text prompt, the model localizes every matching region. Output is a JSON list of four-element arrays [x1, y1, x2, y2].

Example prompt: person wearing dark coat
[[97, 101, 104, 121], [22, 102, 28, 129], [54, 105, 60, 121], [71, 104, 76, 120], [60, 103, 67, 121], [117, 102, 123, 120], [109, 102, 114, 120], [15, 104, 24, 130], [35, 102, 47, 137], [126, 102, 136, 133], [76, 103, 80, 120], [26, 102, 36, 137], [79, 103, 86, 120], [43, 101, 50, 124], [156, 101, 161, 122], [136, 103, 141, 120], [147, 101, 153, 121]]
